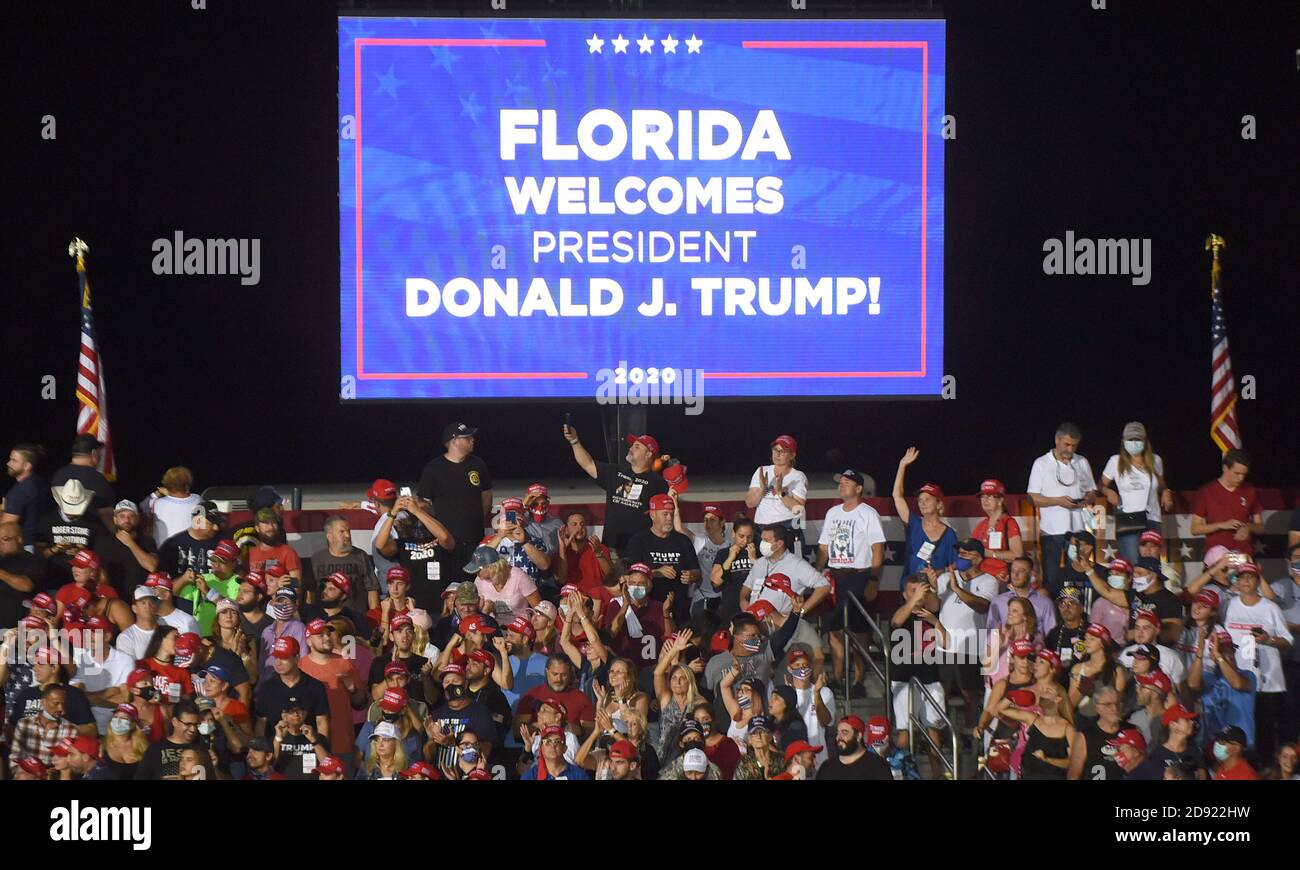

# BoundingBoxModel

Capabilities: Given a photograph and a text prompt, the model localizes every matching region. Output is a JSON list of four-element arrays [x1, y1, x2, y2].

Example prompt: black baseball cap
[[248, 736, 273, 753], [1214, 725, 1247, 745], [250, 486, 284, 511], [441, 422, 478, 444], [833, 469, 865, 487], [1066, 531, 1096, 546], [70, 434, 104, 455], [958, 538, 986, 556], [1131, 643, 1161, 662]]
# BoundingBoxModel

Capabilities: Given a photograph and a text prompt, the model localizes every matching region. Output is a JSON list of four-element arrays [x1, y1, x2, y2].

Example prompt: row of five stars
[[587, 33, 703, 54]]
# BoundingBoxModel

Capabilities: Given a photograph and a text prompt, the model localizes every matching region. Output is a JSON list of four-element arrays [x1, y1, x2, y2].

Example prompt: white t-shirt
[[1223, 596, 1293, 693], [817, 503, 886, 570], [743, 552, 827, 617], [160, 608, 201, 637], [148, 494, 202, 547], [793, 684, 836, 766], [1117, 643, 1187, 686], [1027, 451, 1096, 536], [115, 624, 157, 661], [70, 646, 136, 734], [935, 570, 998, 656], [749, 465, 809, 525], [1101, 454, 1164, 521]]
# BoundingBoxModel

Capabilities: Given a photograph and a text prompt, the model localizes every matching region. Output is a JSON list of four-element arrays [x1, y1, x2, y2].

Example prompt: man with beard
[[623, 494, 700, 626], [173, 538, 242, 637], [816, 715, 893, 780], [96, 500, 159, 600], [298, 618, 366, 769], [3, 444, 52, 543], [247, 508, 302, 591], [563, 425, 668, 555], [236, 571, 271, 667], [309, 515, 380, 615], [157, 501, 224, 578], [375, 494, 457, 611], [553, 509, 612, 595], [300, 572, 370, 636], [417, 422, 494, 578]]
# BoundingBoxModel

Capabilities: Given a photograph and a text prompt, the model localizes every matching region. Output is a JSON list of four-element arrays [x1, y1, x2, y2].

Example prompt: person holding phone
[[562, 423, 667, 554], [1027, 423, 1099, 597], [893, 449, 958, 579], [484, 498, 551, 586], [1220, 562, 1292, 760]]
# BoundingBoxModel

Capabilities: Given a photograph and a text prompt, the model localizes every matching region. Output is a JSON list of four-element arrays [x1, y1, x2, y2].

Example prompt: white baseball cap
[[683, 748, 708, 773]]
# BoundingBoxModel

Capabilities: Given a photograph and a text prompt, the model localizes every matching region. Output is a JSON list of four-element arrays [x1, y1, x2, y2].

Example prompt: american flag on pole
[[69, 238, 117, 480], [1207, 235, 1241, 454]]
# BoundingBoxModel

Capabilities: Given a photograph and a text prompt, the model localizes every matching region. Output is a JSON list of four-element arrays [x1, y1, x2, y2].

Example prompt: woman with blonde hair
[[357, 721, 408, 780], [98, 703, 150, 779], [1099, 421, 1172, 565], [893, 448, 958, 577], [470, 546, 541, 621], [653, 631, 700, 760]]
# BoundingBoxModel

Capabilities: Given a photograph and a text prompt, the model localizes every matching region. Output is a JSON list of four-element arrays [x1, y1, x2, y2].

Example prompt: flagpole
[[68, 237, 117, 481]]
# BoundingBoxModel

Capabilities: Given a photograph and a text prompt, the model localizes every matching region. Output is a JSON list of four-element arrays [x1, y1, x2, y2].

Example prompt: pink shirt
[[476, 568, 538, 621]]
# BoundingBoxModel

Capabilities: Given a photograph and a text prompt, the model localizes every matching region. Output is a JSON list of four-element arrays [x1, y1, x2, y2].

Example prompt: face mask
[[1132, 575, 1153, 593], [41, 709, 58, 722], [1212, 742, 1230, 762], [460, 746, 480, 764], [698, 722, 711, 736], [1066, 544, 1078, 562], [198, 722, 216, 736], [628, 586, 647, 602], [741, 637, 763, 653], [529, 504, 548, 522], [955, 557, 973, 572], [759, 541, 775, 558], [382, 711, 401, 723], [1107, 574, 1127, 589], [271, 603, 294, 621], [109, 718, 132, 735], [445, 684, 468, 701], [791, 667, 812, 681], [1123, 440, 1145, 456], [737, 694, 751, 709], [1290, 562, 1300, 577]]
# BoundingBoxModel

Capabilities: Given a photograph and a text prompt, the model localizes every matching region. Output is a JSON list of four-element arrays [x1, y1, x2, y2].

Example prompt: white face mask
[[198, 722, 216, 736], [109, 718, 132, 735], [1066, 544, 1078, 562], [1107, 574, 1128, 589], [759, 541, 775, 558], [1132, 575, 1153, 593], [1123, 440, 1145, 456]]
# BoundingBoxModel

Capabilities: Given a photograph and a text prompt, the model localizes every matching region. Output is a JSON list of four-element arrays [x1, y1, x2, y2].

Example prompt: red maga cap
[[1135, 670, 1173, 695], [30, 593, 57, 614], [646, 494, 674, 513], [305, 618, 331, 638], [1009, 639, 1036, 658], [526, 483, 549, 498], [1107, 728, 1147, 753], [385, 566, 411, 584], [367, 479, 397, 502], [1109, 558, 1133, 575], [212, 539, 240, 563], [1160, 704, 1199, 727], [325, 572, 352, 596], [840, 715, 866, 735], [1007, 688, 1038, 708], [71, 549, 101, 570], [866, 716, 890, 744], [379, 687, 408, 713], [746, 600, 777, 621], [625, 433, 660, 455], [771, 435, 798, 452], [270, 637, 300, 659], [763, 573, 794, 596], [1139, 530, 1163, 546], [506, 616, 536, 641], [917, 483, 945, 500], [1193, 588, 1221, 609], [1085, 623, 1114, 645], [979, 479, 1005, 496], [317, 755, 346, 775], [783, 739, 823, 762]]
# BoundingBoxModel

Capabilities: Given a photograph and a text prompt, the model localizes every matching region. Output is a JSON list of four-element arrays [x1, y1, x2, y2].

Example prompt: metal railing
[[905, 677, 960, 779], [839, 594, 889, 717]]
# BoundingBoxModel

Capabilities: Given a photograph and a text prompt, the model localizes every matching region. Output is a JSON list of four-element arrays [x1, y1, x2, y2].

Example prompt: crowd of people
[[0, 420, 1297, 781]]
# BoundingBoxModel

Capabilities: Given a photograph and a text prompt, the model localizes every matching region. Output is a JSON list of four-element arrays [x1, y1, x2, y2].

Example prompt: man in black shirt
[[374, 496, 456, 611], [563, 424, 667, 554], [817, 715, 893, 780], [623, 494, 700, 624], [272, 698, 329, 779], [158, 501, 224, 577], [49, 435, 116, 528], [3, 443, 52, 541], [425, 665, 497, 769], [417, 421, 493, 573], [253, 637, 331, 740], [35, 480, 108, 588], [135, 699, 202, 779], [0, 523, 44, 627], [1045, 588, 1088, 669], [98, 500, 159, 599]]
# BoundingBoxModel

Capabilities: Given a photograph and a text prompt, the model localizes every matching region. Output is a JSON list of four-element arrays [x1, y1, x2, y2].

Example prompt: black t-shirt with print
[[712, 546, 754, 624], [622, 528, 700, 623], [33, 510, 108, 587], [593, 461, 667, 552], [134, 738, 197, 780], [417, 454, 492, 560], [426, 700, 497, 769], [274, 730, 323, 780], [1126, 587, 1183, 630], [394, 521, 453, 609], [254, 672, 330, 729], [1046, 622, 1088, 669], [8, 683, 95, 728], [888, 621, 941, 685], [158, 530, 219, 577]]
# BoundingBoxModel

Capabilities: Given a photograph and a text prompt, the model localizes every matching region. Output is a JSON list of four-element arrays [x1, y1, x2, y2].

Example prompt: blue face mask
[[955, 557, 973, 572], [460, 747, 480, 764], [1212, 742, 1230, 762], [628, 586, 647, 602]]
